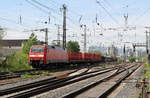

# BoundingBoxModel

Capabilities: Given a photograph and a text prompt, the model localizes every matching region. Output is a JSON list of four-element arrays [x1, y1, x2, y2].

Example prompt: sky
[[0, 0, 150, 51]]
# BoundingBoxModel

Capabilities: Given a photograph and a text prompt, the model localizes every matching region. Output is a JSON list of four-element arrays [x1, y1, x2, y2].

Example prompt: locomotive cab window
[[31, 47, 44, 52]]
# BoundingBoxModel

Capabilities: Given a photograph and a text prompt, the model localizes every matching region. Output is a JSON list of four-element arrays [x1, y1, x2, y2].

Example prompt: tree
[[0, 33, 39, 72], [67, 41, 80, 52], [129, 56, 136, 62], [22, 33, 39, 54]]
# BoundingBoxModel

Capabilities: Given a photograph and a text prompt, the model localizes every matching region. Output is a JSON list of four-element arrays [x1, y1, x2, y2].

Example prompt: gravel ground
[[108, 64, 144, 98], [0, 63, 115, 90], [32, 69, 117, 98], [75, 66, 135, 98], [0, 63, 125, 98], [0, 70, 74, 90], [0, 63, 116, 87]]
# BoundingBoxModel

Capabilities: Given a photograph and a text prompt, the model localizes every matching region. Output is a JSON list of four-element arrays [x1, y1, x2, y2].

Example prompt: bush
[[0, 50, 32, 72], [144, 64, 150, 79], [117, 58, 124, 63], [0, 33, 38, 72], [129, 56, 136, 62]]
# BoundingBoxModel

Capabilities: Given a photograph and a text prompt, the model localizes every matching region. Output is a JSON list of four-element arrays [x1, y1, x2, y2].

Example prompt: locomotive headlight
[[30, 55, 44, 57]]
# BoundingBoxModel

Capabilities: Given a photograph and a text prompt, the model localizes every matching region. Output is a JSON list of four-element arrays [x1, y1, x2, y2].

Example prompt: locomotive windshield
[[31, 47, 44, 52]]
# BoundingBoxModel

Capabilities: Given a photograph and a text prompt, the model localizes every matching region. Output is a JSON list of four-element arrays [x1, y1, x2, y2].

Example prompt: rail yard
[[0, 0, 150, 98], [0, 63, 145, 98]]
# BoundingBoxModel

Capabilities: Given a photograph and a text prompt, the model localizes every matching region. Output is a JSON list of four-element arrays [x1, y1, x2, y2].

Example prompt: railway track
[[0, 62, 118, 81], [0, 63, 136, 98], [0, 63, 92, 81], [0, 62, 100, 80], [0, 65, 119, 98], [62, 64, 140, 98], [0, 69, 52, 80]]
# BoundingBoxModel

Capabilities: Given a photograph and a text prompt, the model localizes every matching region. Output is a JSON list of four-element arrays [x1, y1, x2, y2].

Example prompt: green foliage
[[21, 74, 40, 79], [146, 85, 150, 92], [117, 58, 124, 63], [0, 33, 39, 72], [22, 33, 39, 54], [0, 50, 32, 72], [101, 65, 105, 69], [138, 93, 142, 98], [67, 41, 80, 52], [143, 55, 147, 63], [88, 50, 102, 55], [41, 71, 52, 76], [129, 56, 136, 62], [144, 64, 150, 79]]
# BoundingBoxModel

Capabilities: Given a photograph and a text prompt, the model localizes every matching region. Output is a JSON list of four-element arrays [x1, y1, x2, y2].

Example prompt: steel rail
[[6, 67, 118, 98], [99, 65, 140, 98], [62, 64, 137, 98]]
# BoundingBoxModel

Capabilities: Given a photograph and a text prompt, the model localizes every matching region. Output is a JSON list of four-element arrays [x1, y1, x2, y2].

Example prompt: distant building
[[0, 39, 44, 57], [88, 46, 107, 54], [1, 39, 28, 49], [106, 45, 118, 57]]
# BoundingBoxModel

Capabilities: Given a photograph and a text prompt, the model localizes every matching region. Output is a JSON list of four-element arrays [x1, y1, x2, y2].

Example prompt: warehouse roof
[[1, 39, 28, 47]]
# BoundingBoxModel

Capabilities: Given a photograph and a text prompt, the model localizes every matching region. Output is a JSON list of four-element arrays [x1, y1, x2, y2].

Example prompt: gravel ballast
[[108, 64, 144, 98], [33, 70, 117, 98]]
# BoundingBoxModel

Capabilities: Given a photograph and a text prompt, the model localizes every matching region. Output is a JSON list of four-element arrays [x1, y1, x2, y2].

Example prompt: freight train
[[29, 45, 115, 68]]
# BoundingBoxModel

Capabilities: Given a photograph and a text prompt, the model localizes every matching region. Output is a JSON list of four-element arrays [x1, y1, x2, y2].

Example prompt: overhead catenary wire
[[96, 1, 121, 27], [31, 0, 56, 13], [26, 0, 80, 43], [102, 0, 114, 11], [31, 0, 80, 27], [25, 0, 56, 19], [30, 0, 81, 39], [132, 8, 150, 25], [0, 16, 31, 29], [47, 0, 82, 21]]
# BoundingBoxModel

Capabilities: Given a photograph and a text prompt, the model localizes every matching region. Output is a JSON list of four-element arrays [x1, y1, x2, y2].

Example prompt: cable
[[48, 0, 81, 18], [102, 0, 114, 10], [31, 0, 79, 26], [96, 1, 121, 26], [32, 0, 57, 13], [26, 0, 50, 15], [26, 0, 58, 21], [27, 0, 81, 40], [0, 16, 31, 28], [132, 8, 150, 25]]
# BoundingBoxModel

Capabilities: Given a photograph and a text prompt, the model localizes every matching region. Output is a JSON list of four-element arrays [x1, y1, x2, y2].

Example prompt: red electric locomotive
[[29, 45, 68, 68], [29, 45, 103, 68]]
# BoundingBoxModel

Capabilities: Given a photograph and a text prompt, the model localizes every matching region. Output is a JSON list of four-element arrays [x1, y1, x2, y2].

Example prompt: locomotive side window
[[31, 47, 44, 52]]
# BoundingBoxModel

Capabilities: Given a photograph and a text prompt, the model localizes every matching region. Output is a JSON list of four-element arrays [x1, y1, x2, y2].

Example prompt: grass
[[41, 71, 52, 76], [20, 74, 40, 79], [96, 65, 106, 69], [144, 64, 150, 79], [101, 65, 106, 69], [138, 93, 142, 98], [20, 71, 53, 79]]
